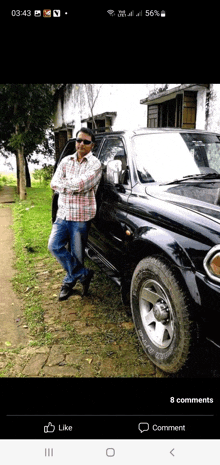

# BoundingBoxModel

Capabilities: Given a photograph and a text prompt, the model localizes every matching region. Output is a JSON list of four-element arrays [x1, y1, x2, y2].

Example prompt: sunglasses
[[76, 138, 93, 145]]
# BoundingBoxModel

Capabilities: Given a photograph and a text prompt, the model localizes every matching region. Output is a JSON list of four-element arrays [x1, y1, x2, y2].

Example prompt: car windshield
[[132, 133, 220, 183]]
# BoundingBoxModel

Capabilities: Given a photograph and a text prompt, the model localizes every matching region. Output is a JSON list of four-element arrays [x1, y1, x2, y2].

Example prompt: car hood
[[146, 180, 220, 223]]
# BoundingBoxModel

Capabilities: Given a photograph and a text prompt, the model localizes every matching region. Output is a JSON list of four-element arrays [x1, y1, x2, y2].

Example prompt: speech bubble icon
[[138, 422, 149, 433]]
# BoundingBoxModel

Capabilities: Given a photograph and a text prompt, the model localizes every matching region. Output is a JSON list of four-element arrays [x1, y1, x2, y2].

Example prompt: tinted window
[[93, 137, 104, 157], [99, 137, 125, 166]]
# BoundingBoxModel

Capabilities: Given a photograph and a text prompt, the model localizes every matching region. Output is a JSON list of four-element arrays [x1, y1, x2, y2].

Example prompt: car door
[[89, 136, 131, 270], [52, 139, 76, 223]]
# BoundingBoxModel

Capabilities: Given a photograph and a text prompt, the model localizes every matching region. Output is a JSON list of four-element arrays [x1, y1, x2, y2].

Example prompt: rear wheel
[[130, 257, 194, 373]]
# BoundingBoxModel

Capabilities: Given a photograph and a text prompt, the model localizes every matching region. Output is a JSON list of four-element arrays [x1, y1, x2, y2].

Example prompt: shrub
[[32, 165, 53, 185]]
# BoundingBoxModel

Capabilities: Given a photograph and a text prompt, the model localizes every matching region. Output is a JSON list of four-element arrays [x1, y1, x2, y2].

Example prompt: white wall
[[196, 89, 207, 130], [206, 84, 220, 133], [54, 84, 150, 133], [54, 84, 220, 135]]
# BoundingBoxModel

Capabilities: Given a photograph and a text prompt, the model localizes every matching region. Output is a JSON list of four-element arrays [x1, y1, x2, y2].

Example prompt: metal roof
[[140, 84, 209, 105]]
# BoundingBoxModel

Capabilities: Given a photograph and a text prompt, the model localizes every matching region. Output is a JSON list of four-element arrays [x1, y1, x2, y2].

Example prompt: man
[[48, 127, 102, 301]]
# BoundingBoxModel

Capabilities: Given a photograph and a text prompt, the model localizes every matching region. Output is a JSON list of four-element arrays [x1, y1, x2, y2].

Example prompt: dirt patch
[[0, 197, 28, 350]]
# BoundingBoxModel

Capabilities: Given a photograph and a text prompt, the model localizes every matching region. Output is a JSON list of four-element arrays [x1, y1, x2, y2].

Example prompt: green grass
[[0, 173, 17, 190], [12, 186, 53, 338], [13, 186, 52, 257]]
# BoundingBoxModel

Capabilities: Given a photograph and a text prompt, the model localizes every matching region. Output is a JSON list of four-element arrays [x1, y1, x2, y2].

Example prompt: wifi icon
[[107, 9, 115, 15]]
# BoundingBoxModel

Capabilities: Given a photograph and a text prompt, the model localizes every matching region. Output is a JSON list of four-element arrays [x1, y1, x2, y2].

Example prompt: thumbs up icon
[[44, 422, 55, 433]]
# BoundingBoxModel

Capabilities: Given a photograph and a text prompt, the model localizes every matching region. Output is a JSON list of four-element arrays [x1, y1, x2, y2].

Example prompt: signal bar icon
[[136, 10, 143, 16], [127, 10, 134, 16]]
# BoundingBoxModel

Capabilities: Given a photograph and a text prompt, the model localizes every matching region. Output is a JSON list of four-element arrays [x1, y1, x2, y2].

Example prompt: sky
[[0, 153, 54, 174]]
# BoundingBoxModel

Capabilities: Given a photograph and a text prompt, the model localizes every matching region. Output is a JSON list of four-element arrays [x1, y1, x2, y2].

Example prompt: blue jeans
[[48, 218, 91, 286]]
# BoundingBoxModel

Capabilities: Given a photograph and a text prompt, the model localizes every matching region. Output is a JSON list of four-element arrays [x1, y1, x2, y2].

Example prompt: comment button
[[138, 422, 149, 433]]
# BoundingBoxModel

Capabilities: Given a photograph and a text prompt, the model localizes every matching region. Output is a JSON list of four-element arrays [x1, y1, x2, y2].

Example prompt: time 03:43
[[11, 10, 32, 16]]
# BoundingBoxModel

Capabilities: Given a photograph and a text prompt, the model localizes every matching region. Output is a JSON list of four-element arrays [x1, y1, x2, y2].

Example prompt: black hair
[[76, 127, 95, 143]]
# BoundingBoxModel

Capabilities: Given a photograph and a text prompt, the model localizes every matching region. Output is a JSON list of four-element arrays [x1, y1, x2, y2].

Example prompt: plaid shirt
[[50, 152, 102, 221]]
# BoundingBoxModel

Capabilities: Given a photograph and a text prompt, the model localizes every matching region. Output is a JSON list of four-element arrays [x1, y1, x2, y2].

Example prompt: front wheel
[[130, 257, 194, 373]]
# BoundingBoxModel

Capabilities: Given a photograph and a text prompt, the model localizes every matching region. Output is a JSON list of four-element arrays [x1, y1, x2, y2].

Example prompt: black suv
[[53, 128, 220, 374]]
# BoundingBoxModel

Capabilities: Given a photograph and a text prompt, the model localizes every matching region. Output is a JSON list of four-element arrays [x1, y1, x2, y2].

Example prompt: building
[[140, 84, 209, 130], [53, 83, 220, 161]]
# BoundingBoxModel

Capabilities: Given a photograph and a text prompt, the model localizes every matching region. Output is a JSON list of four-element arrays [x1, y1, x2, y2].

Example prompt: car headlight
[[203, 245, 220, 282]]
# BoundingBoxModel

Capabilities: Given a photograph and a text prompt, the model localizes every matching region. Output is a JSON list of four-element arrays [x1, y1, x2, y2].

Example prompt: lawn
[[12, 186, 53, 339]]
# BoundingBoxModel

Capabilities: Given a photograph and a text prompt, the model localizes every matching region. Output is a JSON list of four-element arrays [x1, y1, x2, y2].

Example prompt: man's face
[[76, 131, 94, 159]]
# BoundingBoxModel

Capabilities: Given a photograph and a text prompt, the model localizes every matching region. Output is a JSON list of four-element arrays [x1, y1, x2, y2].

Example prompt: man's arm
[[51, 157, 102, 194], [67, 159, 102, 193], [50, 159, 67, 193]]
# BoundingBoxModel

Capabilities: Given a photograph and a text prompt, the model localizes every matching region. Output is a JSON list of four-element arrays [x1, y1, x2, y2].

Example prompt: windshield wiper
[[161, 173, 220, 186]]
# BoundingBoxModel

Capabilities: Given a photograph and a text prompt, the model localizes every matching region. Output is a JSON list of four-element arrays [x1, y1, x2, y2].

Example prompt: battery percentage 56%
[[145, 10, 161, 16]]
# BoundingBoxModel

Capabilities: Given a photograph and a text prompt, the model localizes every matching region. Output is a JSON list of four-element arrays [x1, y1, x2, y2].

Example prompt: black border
[[1, 5, 219, 441]]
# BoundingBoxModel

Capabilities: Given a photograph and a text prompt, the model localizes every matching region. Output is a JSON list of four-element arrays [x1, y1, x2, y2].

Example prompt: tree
[[84, 84, 102, 129], [32, 165, 53, 184], [0, 84, 59, 199]]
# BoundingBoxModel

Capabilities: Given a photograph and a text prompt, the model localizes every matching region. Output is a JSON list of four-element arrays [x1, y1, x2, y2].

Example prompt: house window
[[87, 118, 107, 132], [182, 91, 197, 129], [159, 98, 176, 127], [141, 85, 211, 130], [176, 94, 183, 128], [147, 105, 158, 128], [148, 91, 197, 129], [82, 112, 117, 132]]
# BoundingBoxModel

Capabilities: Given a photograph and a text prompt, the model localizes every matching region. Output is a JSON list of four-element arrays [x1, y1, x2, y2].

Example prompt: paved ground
[[0, 186, 28, 349]]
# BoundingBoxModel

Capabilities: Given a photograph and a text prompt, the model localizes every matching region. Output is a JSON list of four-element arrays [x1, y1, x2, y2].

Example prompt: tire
[[130, 257, 193, 373]]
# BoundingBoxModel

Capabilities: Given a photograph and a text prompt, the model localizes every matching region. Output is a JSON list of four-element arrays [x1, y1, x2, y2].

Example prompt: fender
[[129, 226, 202, 306]]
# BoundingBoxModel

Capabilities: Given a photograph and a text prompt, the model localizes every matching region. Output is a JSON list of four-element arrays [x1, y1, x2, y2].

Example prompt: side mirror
[[106, 159, 122, 184]]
